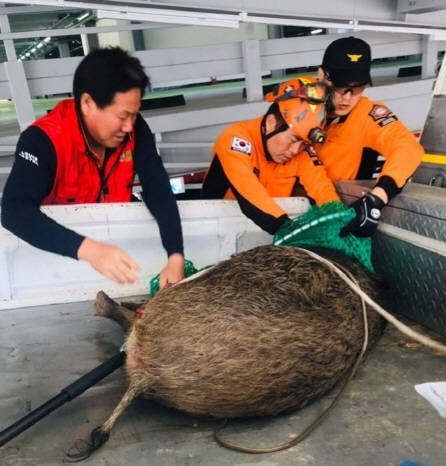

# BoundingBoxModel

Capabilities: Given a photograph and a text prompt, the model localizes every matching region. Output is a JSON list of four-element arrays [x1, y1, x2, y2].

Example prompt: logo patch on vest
[[119, 150, 133, 162], [369, 105, 398, 127], [369, 105, 391, 121], [231, 137, 252, 155], [378, 115, 398, 127]]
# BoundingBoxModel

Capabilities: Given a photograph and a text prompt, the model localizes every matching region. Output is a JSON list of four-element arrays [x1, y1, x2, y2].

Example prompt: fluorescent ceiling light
[[77, 11, 90, 21], [96, 9, 239, 28], [311, 28, 323, 34], [37, 42, 44, 48], [3, 0, 446, 38], [43, 36, 51, 42]]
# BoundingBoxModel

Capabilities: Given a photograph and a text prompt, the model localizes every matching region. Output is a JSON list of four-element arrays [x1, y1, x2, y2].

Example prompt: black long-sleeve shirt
[[1, 113, 184, 260]]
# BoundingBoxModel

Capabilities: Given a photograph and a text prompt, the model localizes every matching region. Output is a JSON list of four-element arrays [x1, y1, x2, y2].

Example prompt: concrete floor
[[0, 298, 445, 466]]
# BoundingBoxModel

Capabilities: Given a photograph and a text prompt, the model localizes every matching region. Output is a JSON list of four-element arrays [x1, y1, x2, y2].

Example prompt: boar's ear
[[64, 426, 110, 462]]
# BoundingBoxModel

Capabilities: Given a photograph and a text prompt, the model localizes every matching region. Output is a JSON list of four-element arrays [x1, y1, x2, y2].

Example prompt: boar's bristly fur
[[68, 245, 387, 460], [125, 245, 386, 418]]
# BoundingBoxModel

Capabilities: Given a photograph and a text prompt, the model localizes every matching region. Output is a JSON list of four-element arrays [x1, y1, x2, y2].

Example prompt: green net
[[149, 259, 199, 296], [272, 201, 373, 271], [150, 201, 373, 295]]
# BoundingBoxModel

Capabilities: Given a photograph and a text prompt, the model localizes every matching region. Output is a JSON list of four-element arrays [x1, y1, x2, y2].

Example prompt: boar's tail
[[65, 384, 140, 462]]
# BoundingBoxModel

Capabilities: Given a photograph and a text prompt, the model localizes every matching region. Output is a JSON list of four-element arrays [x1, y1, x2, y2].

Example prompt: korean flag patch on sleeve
[[231, 136, 252, 155]]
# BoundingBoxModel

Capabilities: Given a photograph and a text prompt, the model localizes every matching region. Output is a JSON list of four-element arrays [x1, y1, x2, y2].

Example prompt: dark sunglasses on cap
[[332, 84, 367, 96], [324, 73, 367, 96]]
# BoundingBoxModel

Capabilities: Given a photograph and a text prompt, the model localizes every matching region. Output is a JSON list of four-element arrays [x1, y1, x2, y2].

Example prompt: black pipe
[[0, 351, 125, 448]]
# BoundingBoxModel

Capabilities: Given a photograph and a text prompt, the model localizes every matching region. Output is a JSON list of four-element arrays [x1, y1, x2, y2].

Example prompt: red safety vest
[[34, 99, 135, 205]]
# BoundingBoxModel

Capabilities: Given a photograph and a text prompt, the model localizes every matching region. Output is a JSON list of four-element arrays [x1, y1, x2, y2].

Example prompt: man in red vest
[[1, 47, 184, 287]]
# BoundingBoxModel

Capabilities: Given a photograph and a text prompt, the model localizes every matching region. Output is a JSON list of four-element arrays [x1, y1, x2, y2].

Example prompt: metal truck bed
[[337, 180, 446, 338], [0, 298, 445, 466]]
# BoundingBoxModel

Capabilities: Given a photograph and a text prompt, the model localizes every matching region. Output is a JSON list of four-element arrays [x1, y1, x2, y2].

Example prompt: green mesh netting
[[149, 259, 200, 296], [272, 201, 374, 271], [150, 201, 373, 296]]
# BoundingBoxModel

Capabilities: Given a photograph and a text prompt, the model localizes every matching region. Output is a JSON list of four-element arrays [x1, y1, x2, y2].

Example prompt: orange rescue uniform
[[201, 116, 340, 234], [314, 96, 424, 199]]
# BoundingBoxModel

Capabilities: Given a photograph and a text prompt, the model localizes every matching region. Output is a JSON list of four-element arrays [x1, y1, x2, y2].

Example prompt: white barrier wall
[[0, 30, 440, 167], [0, 31, 436, 101], [150, 78, 435, 178], [0, 197, 310, 310]]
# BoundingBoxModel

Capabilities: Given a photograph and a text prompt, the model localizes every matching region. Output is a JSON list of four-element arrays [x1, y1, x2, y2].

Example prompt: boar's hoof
[[94, 291, 136, 332], [94, 291, 118, 317]]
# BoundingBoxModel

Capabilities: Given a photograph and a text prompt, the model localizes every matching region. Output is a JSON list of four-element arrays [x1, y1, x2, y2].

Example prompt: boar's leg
[[94, 291, 137, 332], [119, 300, 145, 312]]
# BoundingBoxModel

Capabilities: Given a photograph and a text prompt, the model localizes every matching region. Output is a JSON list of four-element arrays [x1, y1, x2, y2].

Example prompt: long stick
[[0, 351, 125, 448]]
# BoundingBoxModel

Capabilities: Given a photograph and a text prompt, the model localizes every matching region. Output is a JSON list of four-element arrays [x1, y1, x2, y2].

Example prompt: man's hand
[[159, 253, 185, 290], [340, 193, 385, 237], [77, 238, 141, 284]]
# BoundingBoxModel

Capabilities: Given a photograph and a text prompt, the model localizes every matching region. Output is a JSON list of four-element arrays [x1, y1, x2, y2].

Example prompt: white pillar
[[80, 34, 90, 55], [80, 19, 100, 56], [58, 39, 71, 58], [268, 25, 285, 78], [433, 51, 446, 96], [0, 15, 17, 60], [422, 35, 438, 80], [96, 18, 135, 52], [4, 60, 35, 131], [242, 23, 263, 103]]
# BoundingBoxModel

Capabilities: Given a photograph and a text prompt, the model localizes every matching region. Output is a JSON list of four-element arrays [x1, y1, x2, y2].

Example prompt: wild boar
[[70, 245, 388, 459]]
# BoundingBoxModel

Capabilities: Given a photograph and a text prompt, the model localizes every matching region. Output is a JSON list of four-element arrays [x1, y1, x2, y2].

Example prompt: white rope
[[296, 247, 446, 354]]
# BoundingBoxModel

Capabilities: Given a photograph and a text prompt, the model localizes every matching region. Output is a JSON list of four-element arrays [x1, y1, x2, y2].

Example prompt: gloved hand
[[340, 193, 385, 237]]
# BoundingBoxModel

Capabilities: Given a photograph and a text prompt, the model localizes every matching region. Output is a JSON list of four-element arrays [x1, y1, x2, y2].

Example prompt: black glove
[[340, 193, 385, 238]]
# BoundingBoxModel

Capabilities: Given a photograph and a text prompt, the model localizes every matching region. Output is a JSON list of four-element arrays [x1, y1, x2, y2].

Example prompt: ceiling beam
[[0, 5, 77, 14], [398, 0, 446, 15], [96, 9, 239, 28], [0, 21, 174, 41], [2, 0, 446, 38]]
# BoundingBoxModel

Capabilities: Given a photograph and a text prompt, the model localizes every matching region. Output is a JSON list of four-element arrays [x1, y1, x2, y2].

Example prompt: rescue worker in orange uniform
[[201, 82, 341, 235], [267, 37, 424, 237]]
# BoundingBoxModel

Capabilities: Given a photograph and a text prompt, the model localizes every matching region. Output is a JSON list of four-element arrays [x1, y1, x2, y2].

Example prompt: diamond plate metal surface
[[336, 180, 446, 336], [337, 181, 446, 240], [372, 233, 446, 336], [381, 209, 446, 242]]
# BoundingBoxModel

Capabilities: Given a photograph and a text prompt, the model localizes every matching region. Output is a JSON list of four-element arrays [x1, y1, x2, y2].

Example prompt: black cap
[[322, 36, 372, 87]]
